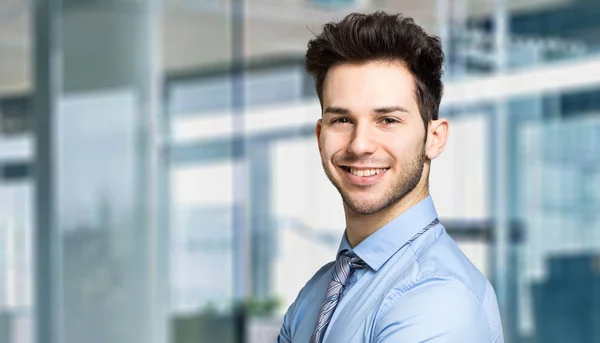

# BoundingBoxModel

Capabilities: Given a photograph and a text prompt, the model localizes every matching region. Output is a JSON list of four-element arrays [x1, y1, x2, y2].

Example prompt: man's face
[[316, 61, 428, 215]]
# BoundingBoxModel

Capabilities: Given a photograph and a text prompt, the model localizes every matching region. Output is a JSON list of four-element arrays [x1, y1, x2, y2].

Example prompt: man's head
[[306, 12, 449, 215]]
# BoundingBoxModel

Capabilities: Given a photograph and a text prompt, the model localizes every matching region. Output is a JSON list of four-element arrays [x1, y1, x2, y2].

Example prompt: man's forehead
[[321, 63, 418, 115], [322, 62, 416, 95]]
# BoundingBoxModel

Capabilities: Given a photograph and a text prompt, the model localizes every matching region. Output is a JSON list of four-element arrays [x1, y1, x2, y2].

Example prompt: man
[[276, 11, 504, 343]]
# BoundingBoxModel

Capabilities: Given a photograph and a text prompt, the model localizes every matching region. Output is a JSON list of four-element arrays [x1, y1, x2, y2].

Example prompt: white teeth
[[349, 167, 387, 177]]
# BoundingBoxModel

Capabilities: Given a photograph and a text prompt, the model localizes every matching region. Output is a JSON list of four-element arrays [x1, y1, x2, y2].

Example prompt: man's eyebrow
[[323, 105, 410, 115], [323, 106, 350, 115], [373, 105, 410, 114]]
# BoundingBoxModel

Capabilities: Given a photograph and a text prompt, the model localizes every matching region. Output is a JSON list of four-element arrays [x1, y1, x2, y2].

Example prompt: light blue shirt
[[277, 195, 504, 342]]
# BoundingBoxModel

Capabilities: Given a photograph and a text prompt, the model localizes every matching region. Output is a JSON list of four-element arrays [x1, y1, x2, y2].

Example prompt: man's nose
[[347, 123, 377, 156]]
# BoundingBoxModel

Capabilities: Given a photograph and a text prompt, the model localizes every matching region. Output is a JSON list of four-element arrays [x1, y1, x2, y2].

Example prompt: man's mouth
[[342, 166, 389, 177]]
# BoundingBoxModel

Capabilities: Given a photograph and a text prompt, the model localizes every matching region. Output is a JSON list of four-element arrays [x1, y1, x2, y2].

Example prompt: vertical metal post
[[493, 0, 510, 329], [249, 141, 272, 300], [33, 0, 62, 342], [231, 0, 248, 342], [144, 1, 169, 343], [34, 0, 168, 342]]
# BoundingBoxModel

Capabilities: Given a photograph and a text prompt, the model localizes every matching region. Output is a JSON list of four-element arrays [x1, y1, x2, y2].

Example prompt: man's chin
[[342, 196, 390, 215]]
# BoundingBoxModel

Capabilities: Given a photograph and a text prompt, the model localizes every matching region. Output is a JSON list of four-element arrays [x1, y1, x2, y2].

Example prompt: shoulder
[[386, 275, 486, 318], [410, 225, 492, 304], [374, 277, 494, 342], [372, 227, 503, 341]]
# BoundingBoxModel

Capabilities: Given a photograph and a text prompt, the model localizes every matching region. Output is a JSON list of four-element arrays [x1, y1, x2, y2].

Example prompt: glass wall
[[0, 0, 598, 342], [33, 0, 168, 343], [514, 91, 600, 343], [0, 0, 34, 342]]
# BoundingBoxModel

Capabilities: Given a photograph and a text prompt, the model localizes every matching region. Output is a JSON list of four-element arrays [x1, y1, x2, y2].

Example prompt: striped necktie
[[310, 250, 365, 343], [310, 218, 439, 343]]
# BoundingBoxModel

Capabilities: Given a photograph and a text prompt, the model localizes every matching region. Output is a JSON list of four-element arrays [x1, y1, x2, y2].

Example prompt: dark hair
[[305, 11, 445, 131]]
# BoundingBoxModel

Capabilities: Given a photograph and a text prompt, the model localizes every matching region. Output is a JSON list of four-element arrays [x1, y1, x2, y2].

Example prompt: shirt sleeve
[[275, 261, 336, 343], [374, 277, 494, 343], [276, 301, 294, 343]]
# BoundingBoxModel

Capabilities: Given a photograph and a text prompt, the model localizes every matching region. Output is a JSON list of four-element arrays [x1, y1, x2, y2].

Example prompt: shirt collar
[[337, 195, 439, 272]]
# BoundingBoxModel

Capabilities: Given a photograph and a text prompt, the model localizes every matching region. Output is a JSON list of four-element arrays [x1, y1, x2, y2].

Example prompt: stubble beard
[[322, 147, 427, 215]]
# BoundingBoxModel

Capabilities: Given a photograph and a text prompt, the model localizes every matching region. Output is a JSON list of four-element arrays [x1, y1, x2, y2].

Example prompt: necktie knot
[[340, 250, 366, 272]]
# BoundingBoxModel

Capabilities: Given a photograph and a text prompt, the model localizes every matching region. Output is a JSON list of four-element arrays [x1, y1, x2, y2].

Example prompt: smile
[[344, 166, 388, 177], [340, 166, 390, 185]]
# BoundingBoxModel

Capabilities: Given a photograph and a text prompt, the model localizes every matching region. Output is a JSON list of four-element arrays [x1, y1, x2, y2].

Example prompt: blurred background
[[0, 0, 599, 342]]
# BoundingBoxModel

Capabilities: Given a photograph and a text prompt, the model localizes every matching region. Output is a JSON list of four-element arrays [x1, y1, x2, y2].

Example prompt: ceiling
[[0, 0, 573, 96]]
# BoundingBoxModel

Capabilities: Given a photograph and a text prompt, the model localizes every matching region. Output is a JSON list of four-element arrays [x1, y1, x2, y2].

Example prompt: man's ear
[[425, 118, 449, 160]]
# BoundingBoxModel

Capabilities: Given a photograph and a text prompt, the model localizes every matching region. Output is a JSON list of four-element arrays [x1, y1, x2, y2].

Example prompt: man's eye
[[332, 118, 351, 124], [381, 118, 399, 125]]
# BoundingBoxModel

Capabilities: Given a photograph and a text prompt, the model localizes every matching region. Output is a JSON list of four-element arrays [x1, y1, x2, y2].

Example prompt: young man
[[276, 11, 504, 343]]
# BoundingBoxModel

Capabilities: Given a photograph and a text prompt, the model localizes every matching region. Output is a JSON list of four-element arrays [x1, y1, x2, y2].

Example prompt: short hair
[[305, 11, 445, 131]]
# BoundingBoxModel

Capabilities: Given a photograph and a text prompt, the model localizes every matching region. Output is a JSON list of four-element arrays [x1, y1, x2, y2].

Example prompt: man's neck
[[344, 186, 429, 248]]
